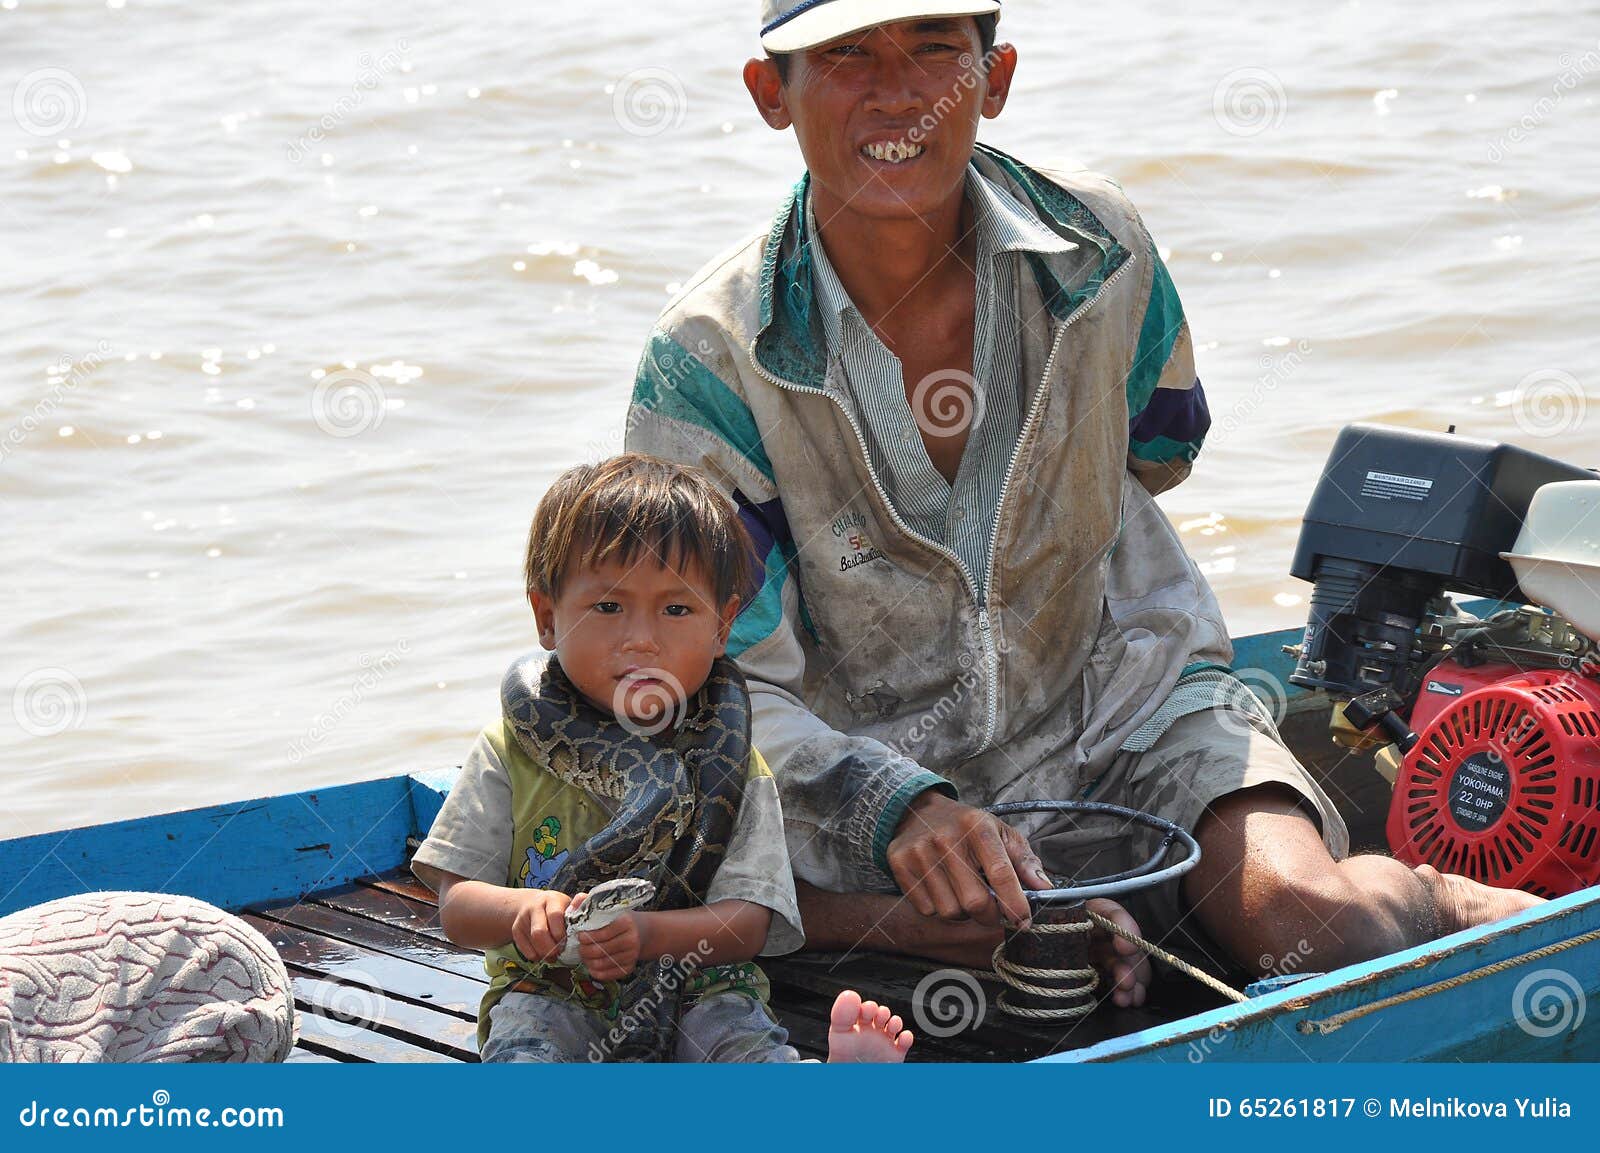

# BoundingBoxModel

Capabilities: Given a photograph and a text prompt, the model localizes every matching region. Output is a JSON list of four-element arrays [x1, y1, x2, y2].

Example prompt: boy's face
[[528, 548, 741, 734]]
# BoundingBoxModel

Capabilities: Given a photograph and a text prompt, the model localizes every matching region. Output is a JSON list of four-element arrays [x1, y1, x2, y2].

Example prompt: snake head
[[570, 877, 656, 922], [558, 877, 658, 968]]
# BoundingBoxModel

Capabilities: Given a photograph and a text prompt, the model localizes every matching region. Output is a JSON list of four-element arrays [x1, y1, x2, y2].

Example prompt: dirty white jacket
[[626, 144, 1231, 893]]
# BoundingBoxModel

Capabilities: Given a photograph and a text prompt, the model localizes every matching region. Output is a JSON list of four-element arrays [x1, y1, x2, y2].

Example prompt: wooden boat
[[5, 611, 1597, 1063]]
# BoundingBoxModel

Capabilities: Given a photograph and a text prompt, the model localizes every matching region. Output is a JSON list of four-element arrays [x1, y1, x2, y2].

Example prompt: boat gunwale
[[1051, 882, 1600, 1061], [6, 597, 1583, 1062]]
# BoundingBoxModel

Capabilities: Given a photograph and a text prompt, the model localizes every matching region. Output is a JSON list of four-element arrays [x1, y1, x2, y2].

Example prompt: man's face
[[529, 551, 738, 733], [749, 18, 1013, 222]]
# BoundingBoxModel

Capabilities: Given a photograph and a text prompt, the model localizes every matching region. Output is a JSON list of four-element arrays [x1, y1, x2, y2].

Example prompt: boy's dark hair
[[770, 14, 998, 83], [524, 453, 754, 615]]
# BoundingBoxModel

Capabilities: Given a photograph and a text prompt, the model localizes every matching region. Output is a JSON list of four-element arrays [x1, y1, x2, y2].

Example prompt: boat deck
[[249, 868, 1234, 1063], [244, 704, 1400, 1063]]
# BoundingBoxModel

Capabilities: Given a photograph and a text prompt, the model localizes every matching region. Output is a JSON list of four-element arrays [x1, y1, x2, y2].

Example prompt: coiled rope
[[988, 907, 1249, 1020]]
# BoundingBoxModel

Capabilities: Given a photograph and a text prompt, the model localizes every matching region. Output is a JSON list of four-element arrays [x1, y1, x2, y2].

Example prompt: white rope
[[989, 921, 1100, 1021], [984, 909, 1249, 1021]]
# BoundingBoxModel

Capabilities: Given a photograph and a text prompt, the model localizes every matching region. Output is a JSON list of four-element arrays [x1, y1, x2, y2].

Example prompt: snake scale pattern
[[500, 653, 750, 1061]]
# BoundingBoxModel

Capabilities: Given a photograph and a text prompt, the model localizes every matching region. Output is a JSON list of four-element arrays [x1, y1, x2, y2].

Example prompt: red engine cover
[[1387, 660, 1600, 897]]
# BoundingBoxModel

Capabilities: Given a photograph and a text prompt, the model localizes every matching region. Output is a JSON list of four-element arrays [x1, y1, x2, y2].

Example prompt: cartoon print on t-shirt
[[518, 816, 569, 888]]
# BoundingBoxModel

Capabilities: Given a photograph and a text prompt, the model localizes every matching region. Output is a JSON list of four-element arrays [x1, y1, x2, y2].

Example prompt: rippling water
[[4, 0, 1597, 837]]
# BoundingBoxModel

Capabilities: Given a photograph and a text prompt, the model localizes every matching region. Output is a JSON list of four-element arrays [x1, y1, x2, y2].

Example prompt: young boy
[[411, 454, 914, 1063]]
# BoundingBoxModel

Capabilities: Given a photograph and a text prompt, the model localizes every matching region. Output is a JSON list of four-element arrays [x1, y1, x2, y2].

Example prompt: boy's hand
[[576, 910, 649, 982], [510, 889, 574, 963]]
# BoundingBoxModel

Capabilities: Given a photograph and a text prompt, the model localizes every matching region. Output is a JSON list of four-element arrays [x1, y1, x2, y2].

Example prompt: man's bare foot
[[825, 990, 914, 1063], [1416, 864, 1546, 934]]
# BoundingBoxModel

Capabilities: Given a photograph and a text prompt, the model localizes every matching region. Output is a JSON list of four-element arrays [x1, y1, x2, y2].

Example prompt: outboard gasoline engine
[[1285, 424, 1600, 897]]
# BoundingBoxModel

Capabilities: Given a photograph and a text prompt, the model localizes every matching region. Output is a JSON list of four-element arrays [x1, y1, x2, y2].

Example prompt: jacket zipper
[[747, 250, 1137, 757], [969, 254, 1137, 753], [748, 354, 983, 607]]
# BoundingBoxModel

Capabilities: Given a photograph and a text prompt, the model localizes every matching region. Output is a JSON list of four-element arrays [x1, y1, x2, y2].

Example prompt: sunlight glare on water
[[2, 0, 1597, 834]]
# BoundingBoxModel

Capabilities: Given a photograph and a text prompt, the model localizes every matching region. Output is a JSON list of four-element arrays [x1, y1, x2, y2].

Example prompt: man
[[625, 0, 1538, 1005]]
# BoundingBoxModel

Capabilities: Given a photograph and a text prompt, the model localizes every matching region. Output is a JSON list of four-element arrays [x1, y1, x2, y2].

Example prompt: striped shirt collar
[[805, 161, 1077, 351]]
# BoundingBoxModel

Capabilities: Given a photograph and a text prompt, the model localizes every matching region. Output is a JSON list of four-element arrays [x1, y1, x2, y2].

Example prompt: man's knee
[[1187, 783, 1399, 970]]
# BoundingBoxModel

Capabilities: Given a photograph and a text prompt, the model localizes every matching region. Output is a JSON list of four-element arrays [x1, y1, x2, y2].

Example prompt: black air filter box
[[1290, 424, 1594, 601]]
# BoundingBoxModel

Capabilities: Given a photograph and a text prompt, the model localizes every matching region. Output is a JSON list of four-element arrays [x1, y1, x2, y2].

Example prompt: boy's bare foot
[[825, 990, 914, 1063], [1416, 864, 1546, 934]]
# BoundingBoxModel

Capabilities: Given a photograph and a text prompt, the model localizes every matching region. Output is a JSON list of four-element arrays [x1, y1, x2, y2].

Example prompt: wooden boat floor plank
[[242, 913, 485, 1018], [311, 880, 449, 941], [291, 973, 477, 1061], [765, 956, 1047, 1059], [365, 873, 441, 906], [772, 983, 1006, 1061], [284, 1045, 340, 1063], [768, 1004, 829, 1061], [765, 949, 1232, 1060], [357, 865, 1229, 1060], [252, 897, 487, 984], [294, 1010, 459, 1064]]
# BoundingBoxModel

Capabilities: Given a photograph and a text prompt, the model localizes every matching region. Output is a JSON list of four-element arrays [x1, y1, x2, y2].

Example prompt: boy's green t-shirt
[[471, 722, 785, 1049]]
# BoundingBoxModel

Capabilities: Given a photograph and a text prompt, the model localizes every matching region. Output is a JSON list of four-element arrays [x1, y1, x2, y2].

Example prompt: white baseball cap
[[760, 0, 1000, 54]]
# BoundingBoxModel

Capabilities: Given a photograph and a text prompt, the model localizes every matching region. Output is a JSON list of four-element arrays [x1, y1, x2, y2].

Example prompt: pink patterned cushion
[[0, 892, 295, 1063]]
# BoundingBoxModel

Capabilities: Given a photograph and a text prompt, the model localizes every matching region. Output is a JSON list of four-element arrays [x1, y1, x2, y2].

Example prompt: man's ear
[[743, 57, 792, 130], [979, 42, 1018, 120], [714, 594, 742, 656], [528, 588, 558, 651]]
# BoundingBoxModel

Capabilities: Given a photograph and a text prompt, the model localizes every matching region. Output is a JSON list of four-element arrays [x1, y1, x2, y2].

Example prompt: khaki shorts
[[1018, 706, 1350, 963]]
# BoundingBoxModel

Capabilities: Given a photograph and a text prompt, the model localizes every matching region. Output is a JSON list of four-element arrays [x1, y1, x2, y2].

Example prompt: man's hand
[[1086, 898, 1152, 1008], [886, 791, 1051, 929], [510, 889, 574, 963], [575, 908, 649, 982]]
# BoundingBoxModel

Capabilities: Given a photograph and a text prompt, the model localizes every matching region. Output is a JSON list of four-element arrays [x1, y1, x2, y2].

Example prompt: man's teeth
[[863, 140, 924, 163]]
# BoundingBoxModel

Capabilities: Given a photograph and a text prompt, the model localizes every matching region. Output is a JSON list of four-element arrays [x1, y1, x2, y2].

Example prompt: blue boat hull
[[6, 613, 1596, 1062]]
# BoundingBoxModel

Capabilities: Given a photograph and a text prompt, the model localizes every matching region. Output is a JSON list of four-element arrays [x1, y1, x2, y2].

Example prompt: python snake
[[501, 653, 749, 1061]]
